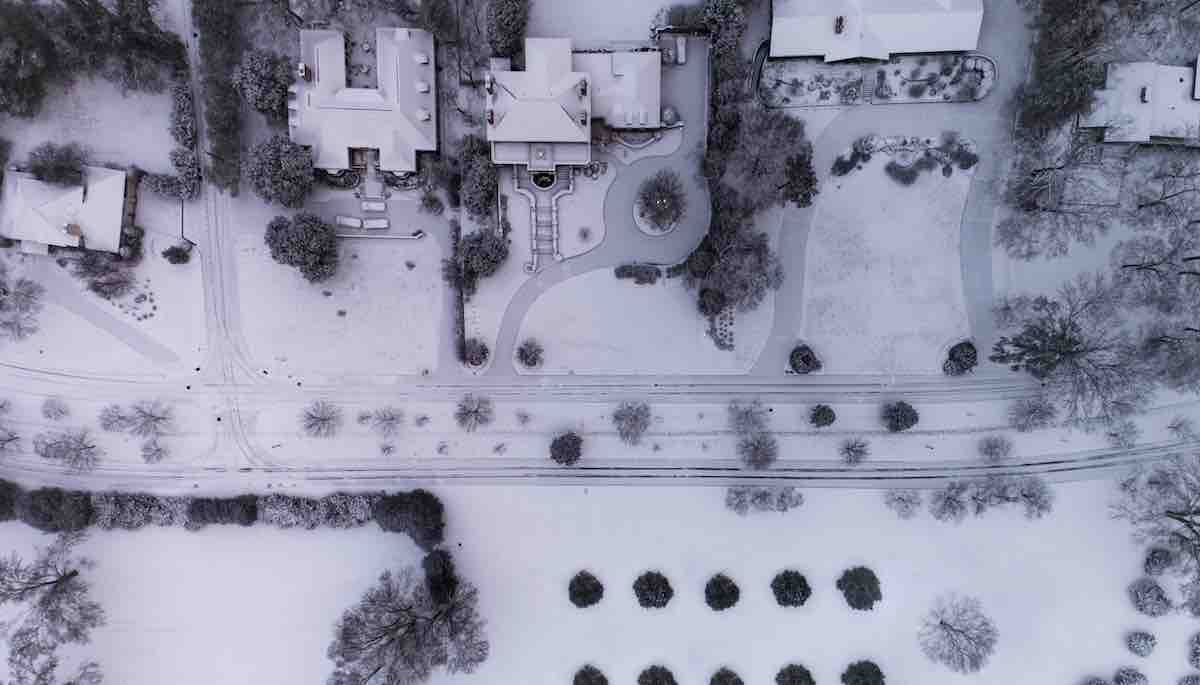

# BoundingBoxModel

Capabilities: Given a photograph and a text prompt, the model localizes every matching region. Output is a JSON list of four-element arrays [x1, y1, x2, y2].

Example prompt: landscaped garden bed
[[758, 58, 865, 107], [873, 54, 996, 103]]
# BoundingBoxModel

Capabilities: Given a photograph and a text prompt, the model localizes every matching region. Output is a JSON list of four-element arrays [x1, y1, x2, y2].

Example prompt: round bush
[[882, 401, 919, 432], [776, 663, 816, 685], [977, 434, 1013, 462], [809, 404, 836, 428], [638, 665, 678, 685], [568, 570, 604, 608], [1128, 577, 1171, 617], [637, 169, 686, 232], [840, 437, 870, 465], [943, 341, 978, 376], [1144, 547, 1175, 576], [574, 665, 608, 685], [841, 660, 884, 685], [550, 432, 583, 466], [463, 337, 489, 367], [634, 571, 674, 609], [1126, 631, 1155, 657], [710, 667, 744, 685], [837, 566, 882, 611], [771, 570, 812, 607], [790, 344, 823, 374], [1113, 667, 1148, 685], [517, 338, 543, 368], [705, 573, 740, 611]]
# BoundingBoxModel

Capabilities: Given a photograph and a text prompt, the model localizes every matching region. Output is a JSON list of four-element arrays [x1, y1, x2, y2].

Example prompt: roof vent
[[416, 108, 432, 122], [415, 80, 430, 93], [414, 53, 430, 65]]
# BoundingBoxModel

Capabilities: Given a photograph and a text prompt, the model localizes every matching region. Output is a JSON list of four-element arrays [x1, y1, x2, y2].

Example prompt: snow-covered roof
[[769, 0, 984, 62], [0, 165, 126, 253], [572, 49, 662, 129], [487, 38, 591, 145], [290, 28, 437, 173], [1080, 62, 1200, 144]]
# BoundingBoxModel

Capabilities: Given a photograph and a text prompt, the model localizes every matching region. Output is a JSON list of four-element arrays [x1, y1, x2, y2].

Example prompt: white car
[[335, 216, 363, 229], [361, 200, 386, 213], [363, 217, 390, 230]]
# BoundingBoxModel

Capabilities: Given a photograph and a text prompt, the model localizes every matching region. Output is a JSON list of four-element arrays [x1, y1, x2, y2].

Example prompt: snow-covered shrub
[[169, 82, 197, 149], [837, 566, 882, 610], [738, 432, 778, 469], [140, 439, 168, 463], [1143, 547, 1174, 576], [704, 573, 740, 611], [943, 341, 978, 376], [1113, 667, 1147, 685], [809, 404, 836, 428], [930, 481, 970, 522], [789, 344, 822, 374], [841, 660, 884, 685], [301, 400, 342, 438], [454, 394, 493, 432], [574, 665, 608, 685], [840, 437, 870, 464], [919, 594, 998, 673], [1191, 632, 1200, 669], [637, 665, 677, 685], [728, 400, 769, 436], [367, 407, 403, 438], [1125, 631, 1155, 657], [882, 400, 919, 432], [633, 571, 673, 609], [41, 397, 69, 420], [710, 667, 744, 685], [775, 664, 815, 685], [550, 431, 583, 466], [1129, 577, 1172, 617], [91, 492, 188, 530], [1078, 677, 1110, 685], [322, 492, 375, 528], [517, 338, 543, 368], [568, 570, 604, 608], [771, 570, 811, 607], [462, 337, 490, 366], [978, 434, 1013, 462], [724, 486, 803, 515], [185, 495, 258, 529], [1180, 675, 1200, 685], [371, 489, 444, 551], [258, 494, 326, 529], [1008, 395, 1057, 432], [613, 401, 651, 445], [884, 489, 922, 519]]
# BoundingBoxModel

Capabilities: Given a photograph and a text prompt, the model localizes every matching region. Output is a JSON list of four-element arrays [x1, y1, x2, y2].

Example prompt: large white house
[[485, 38, 664, 170], [1080, 60, 1200, 145], [0, 165, 127, 255], [769, 0, 984, 63], [289, 27, 438, 174]]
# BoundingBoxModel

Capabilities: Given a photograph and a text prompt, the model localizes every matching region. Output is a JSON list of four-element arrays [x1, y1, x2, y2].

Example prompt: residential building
[[486, 38, 663, 169], [289, 27, 437, 175], [1079, 60, 1200, 145], [769, 0, 984, 63], [0, 165, 127, 255]]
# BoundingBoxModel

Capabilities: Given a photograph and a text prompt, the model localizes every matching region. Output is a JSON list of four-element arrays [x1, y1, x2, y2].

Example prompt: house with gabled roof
[[289, 27, 438, 175], [485, 38, 664, 170], [0, 165, 127, 255], [769, 0, 983, 63]]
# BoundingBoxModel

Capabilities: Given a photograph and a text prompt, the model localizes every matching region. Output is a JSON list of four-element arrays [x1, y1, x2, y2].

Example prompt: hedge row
[[0, 480, 445, 550]]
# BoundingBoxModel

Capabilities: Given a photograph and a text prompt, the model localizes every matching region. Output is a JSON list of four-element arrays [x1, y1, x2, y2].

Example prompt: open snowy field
[[526, 0, 660, 42], [516, 268, 773, 375], [0, 78, 174, 173], [1, 479, 1192, 685], [234, 198, 445, 382], [802, 159, 972, 374]]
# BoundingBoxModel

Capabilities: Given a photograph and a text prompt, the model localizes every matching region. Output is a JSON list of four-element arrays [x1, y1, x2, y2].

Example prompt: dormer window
[[487, 109, 495, 125], [835, 16, 845, 34], [579, 80, 588, 98]]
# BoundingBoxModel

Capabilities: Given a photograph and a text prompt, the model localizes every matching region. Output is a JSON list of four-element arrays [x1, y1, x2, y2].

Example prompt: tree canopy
[[265, 213, 339, 282], [245, 135, 314, 208]]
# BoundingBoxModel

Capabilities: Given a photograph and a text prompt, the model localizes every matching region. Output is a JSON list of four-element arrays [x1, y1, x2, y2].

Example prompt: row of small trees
[[574, 661, 882, 685]]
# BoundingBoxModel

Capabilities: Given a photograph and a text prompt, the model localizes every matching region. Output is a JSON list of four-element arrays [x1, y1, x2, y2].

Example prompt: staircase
[[514, 168, 574, 273]]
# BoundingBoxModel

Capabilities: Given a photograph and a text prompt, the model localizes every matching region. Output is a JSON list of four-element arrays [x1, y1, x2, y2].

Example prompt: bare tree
[[33, 429, 102, 472], [141, 439, 168, 464], [454, 395, 493, 432], [127, 400, 174, 438], [884, 489, 922, 520], [1111, 227, 1200, 316], [302, 400, 343, 438], [97, 404, 130, 432], [919, 594, 998, 673], [737, 432, 778, 470], [991, 274, 1151, 424], [728, 400, 768, 436], [327, 567, 489, 685], [0, 532, 105, 685], [368, 407, 404, 438], [1113, 455, 1200, 584], [0, 425, 19, 454], [612, 401, 651, 446]]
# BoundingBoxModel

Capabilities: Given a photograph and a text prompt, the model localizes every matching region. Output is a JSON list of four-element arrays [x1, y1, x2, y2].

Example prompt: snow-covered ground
[[802, 158, 972, 373], [527, 0, 660, 42], [233, 194, 444, 382], [3, 479, 1191, 685], [556, 165, 614, 260], [0, 78, 174, 173], [515, 268, 773, 375]]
